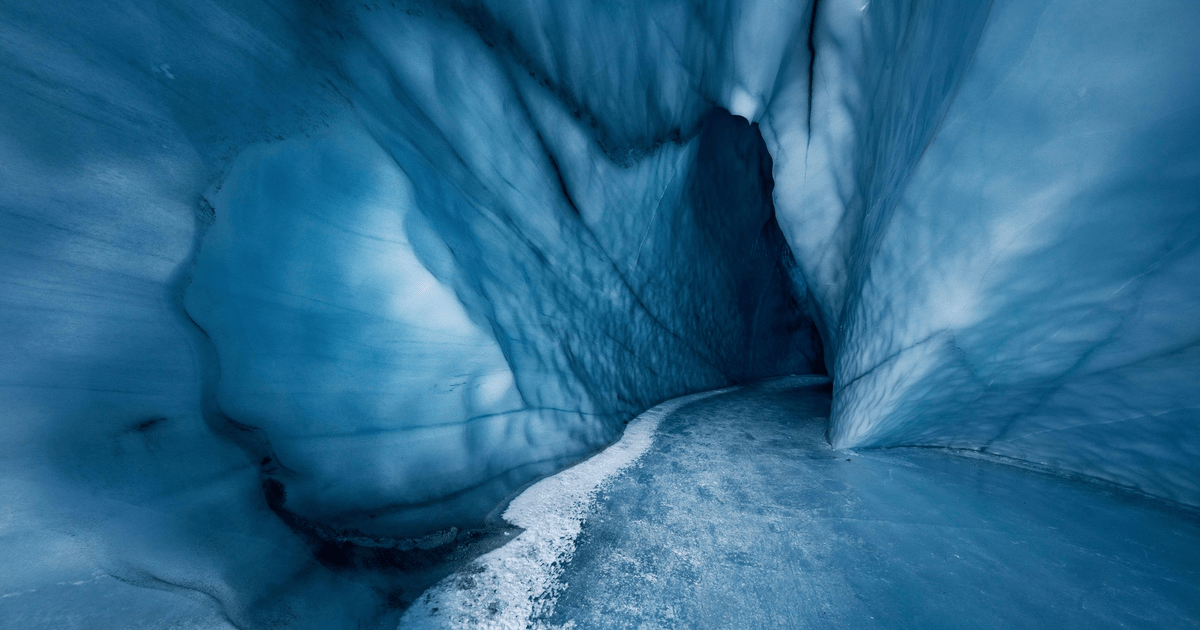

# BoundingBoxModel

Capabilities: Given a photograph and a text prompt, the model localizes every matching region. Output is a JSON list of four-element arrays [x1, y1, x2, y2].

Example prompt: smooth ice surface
[[478, 379, 1194, 629], [2, 0, 1199, 627], [0, 2, 389, 627]]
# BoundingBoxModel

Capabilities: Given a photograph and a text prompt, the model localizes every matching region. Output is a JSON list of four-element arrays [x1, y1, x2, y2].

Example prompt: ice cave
[[1, 0, 1198, 628]]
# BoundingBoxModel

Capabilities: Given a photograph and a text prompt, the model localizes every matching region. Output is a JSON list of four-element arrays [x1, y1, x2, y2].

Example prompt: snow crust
[[397, 387, 732, 630], [2, 0, 1199, 626]]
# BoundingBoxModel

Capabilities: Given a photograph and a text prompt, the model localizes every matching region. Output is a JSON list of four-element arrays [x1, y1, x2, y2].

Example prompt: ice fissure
[[2, 0, 1198, 627]]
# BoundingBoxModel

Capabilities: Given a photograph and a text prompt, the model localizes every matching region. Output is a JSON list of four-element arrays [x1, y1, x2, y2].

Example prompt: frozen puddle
[[397, 386, 742, 629]]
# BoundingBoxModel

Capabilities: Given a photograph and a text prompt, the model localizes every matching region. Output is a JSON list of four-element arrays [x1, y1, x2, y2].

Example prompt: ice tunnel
[[1, 0, 1198, 628]]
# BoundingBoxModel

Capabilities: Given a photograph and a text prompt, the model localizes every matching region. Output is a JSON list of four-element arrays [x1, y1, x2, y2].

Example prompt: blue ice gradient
[[1, 0, 1198, 627]]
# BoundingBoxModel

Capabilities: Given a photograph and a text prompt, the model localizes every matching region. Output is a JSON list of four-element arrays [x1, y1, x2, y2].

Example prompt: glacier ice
[[812, 0, 1200, 507], [516, 380, 1200, 630], [1, 0, 1199, 627], [184, 78, 820, 537]]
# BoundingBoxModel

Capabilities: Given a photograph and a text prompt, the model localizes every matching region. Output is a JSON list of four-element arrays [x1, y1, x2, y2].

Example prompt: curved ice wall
[[2, 0, 1198, 626], [803, 0, 1200, 506], [183, 92, 818, 538], [0, 0, 823, 624]]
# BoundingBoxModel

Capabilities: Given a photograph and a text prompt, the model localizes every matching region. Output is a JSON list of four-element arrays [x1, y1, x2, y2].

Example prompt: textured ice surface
[[0, 2, 382, 627], [2, 0, 1199, 627], [397, 385, 745, 629], [183, 86, 819, 536], [1, 0, 819, 626], [532, 380, 1200, 629], [805, 0, 1200, 507]]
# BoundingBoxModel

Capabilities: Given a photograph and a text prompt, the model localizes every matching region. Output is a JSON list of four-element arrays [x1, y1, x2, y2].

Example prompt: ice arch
[[1, 0, 1198, 626], [184, 105, 818, 538]]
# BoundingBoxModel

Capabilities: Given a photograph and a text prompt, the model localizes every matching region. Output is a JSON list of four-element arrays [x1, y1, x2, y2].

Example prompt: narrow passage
[[409, 377, 1200, 629], [543, 379, 1200, 629]]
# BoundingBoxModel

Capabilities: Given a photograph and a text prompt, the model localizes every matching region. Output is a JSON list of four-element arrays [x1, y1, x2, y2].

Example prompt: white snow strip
[[397, 387, 733, 630]]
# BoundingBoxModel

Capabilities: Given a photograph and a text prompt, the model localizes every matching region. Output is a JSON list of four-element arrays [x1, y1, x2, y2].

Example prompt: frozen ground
[[2, 1, 1199, 626], [407, 377, 1200, 629]]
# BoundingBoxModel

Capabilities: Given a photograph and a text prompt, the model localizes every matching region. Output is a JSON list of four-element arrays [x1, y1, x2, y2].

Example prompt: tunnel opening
[[229, 104, 828, 614], [684, 107, 825, 381], [5, 0, 1200, 628]]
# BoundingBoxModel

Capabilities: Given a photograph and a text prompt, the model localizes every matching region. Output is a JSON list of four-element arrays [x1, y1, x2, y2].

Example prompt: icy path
[[406, 378, 1200, 629]]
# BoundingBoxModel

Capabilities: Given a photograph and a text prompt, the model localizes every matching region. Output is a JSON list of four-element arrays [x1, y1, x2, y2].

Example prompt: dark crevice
[[686, 108, 827, 380], [432, 0, 703, 165], [534, 129, 582, 216], [130, 416, 167, 433], [806, 0, 821, 138], [260, 477, 522, 610]]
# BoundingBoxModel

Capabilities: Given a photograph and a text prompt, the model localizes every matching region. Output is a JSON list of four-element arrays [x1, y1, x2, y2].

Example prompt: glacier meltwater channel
[[1, 0, 1198, 628]]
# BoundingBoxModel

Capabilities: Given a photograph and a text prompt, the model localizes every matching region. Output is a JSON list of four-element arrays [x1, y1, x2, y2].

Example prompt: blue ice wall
[[0, 2, 397, 627], [184, 103, 817, 538], [382, 0, 1200, 506], [783, 0, 1200, 506], [2, 0, 1199, 626], [0, 0, 820, 625]]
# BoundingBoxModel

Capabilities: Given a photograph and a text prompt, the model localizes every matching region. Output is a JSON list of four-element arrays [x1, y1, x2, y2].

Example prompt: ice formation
[[1, 0, 1198, 627]]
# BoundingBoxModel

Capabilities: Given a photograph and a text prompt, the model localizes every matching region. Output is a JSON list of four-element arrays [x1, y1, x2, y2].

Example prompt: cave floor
[[532, 379, 1200, 629]]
